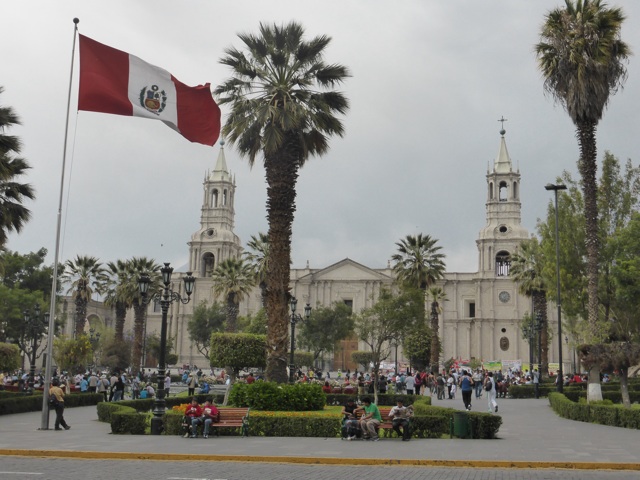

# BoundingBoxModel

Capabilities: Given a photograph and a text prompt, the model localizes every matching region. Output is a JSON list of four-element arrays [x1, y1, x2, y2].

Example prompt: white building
[[82, 131, 567, 373]]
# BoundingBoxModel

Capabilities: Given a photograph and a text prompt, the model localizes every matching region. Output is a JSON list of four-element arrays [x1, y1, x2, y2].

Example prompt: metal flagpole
[[40, 18, 80, 430]]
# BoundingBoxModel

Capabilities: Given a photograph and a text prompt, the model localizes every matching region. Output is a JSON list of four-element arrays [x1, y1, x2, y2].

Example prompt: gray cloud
[[3, 1, 639, 274]]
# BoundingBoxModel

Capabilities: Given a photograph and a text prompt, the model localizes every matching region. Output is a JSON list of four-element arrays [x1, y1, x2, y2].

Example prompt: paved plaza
[[0, 394, 638, 476]]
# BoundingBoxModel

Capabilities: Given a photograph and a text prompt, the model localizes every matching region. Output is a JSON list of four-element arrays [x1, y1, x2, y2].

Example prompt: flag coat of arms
[[78, 34, 220, 146]]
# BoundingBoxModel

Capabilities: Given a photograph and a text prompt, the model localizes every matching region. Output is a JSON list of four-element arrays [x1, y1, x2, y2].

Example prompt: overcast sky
[[3, 1, 640, 276]]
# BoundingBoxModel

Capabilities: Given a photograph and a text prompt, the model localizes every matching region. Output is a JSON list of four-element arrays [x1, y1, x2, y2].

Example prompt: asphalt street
[[0, 457, 639, 480]]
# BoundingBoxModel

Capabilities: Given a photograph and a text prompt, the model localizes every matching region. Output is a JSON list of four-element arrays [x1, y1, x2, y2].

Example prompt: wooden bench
[[209, 407, 250, 437], [376, 407, 411, 437]]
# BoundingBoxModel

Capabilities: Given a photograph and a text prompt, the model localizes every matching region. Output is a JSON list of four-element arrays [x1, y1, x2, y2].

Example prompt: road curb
[[0, 449, 639, 471]]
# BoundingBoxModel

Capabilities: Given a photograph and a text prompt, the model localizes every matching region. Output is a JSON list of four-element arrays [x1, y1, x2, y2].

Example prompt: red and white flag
[[78, 34, 220, 146]]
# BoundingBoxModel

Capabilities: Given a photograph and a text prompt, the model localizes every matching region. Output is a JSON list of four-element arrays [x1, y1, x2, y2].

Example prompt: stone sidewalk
[[0, 395, 638, 470]]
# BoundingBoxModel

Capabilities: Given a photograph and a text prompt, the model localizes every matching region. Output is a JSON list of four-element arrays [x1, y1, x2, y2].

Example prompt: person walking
[[49, 378, 70, 431], [187, 373, 198, 396], [485, 371, 498, 413], [459, 370, 474, 411], [472, 369, 484, 399]]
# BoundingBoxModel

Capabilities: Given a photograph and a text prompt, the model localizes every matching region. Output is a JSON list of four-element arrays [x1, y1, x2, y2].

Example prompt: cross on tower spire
[[498, 116, 508, 136]]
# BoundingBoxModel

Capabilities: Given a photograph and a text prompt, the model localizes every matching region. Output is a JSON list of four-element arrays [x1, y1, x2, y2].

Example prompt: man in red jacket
[[185, 398, 203, 438]]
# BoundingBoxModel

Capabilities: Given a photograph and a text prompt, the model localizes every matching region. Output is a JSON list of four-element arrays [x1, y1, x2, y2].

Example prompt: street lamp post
[[289, 297, 311, 383], [23, 305, 50, 393], [89, 328, 101, 372], [138, 263, 195, 435], [545, 183, 567, 393], [535, 312, 543, 399]]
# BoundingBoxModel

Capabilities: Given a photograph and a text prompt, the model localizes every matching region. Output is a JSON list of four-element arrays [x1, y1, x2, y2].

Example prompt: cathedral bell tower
[[476, 127, 529, 279], [188, 140, 242, 278]]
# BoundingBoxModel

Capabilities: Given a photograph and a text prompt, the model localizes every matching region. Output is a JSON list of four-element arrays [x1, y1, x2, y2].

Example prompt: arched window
[[513, 181, 518, 199], [202, 253, 215, 277], [211, 189, 219, 207], [495, 250, 511, 276], [499, 181, 508, 201], [489, 182, 494, 200], [223, 189, 228, 206]]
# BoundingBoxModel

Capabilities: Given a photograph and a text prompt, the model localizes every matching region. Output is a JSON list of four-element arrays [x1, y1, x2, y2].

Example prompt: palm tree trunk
[[114, 301, 127, 342], [225, 296, 238, 333], [534, 292, 549, 378], [577, 122, 600, 326], [131, 299, 146, 376], [264, 135, 301, 383], [429, 302, 440, 373], [577, 121, 603, 402], [74, 298, 87, 337]]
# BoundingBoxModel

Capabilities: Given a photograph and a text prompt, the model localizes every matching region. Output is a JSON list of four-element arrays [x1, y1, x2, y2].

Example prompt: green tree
[[62, 255, 106, 336], [298, 302, 354, 362], [0, 87, 35, 248], [537, 154, 640, 400], [100, 334, 132, 373], [0, 342, 20, 371], [402, 322, 432, 372], [354, 288, 422, 401], [187, 300, 226, 357], [209, 332, 267, 381], [53, 335, 92, 374], [1, 248, 54, 293], [351, 351, 373, 372], [0, 249, 56, 353], [211, 258, 255, 333], [536, 0, 630, 332], [145, 332, 178, 367], [215, 22, 350, 383], [510, 238, 549, 375], [610, 211, 640, 406], [239, 308, 268, 335], [243, 232, 269, 307], [391, 233, 446, 369]]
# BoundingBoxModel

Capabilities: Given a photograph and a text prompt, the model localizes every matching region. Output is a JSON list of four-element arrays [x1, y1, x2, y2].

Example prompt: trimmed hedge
[[325, 393, 431, 407], [412, 403, 502, 439], [509, 381, 640, 399], [548, 392, 640, 429], [97, 401, 148, 434], [0, 392, 102, 416], [229, 382, 326, 411]]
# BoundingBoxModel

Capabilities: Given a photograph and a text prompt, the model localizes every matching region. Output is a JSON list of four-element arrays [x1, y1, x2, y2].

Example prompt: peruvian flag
[[78, 34, 220, 146]]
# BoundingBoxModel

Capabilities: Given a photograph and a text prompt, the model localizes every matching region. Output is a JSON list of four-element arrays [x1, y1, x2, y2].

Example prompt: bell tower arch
[[476, 126, 529, 278], [188, 140, 242, 277]]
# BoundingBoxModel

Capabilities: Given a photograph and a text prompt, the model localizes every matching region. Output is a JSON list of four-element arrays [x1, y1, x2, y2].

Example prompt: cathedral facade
[[94, 132, 566, 372]]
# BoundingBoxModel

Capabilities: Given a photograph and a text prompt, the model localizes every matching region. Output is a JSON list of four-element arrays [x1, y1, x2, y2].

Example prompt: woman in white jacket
[[484, 371, 498, 413]]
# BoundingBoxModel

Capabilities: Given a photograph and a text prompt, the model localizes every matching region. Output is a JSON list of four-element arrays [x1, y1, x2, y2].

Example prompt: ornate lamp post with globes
[[289, 297, 311, 383], [138, 263, 195, 435]]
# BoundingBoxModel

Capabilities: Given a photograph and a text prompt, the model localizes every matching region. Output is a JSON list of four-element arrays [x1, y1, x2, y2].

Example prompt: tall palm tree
[[510, 238, 549, 376], [215, 22, 350, 382], [211, 257, 255, 333], [536, 0, 629, 330], [428, 286, 447, 371], [104, 259, 132, 342], [127, 257, 160, 374], [243, 232, 270, 307], [391, 234, 446, 372], [62, 255, 105, 336], [0, 87, 35, 248]]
